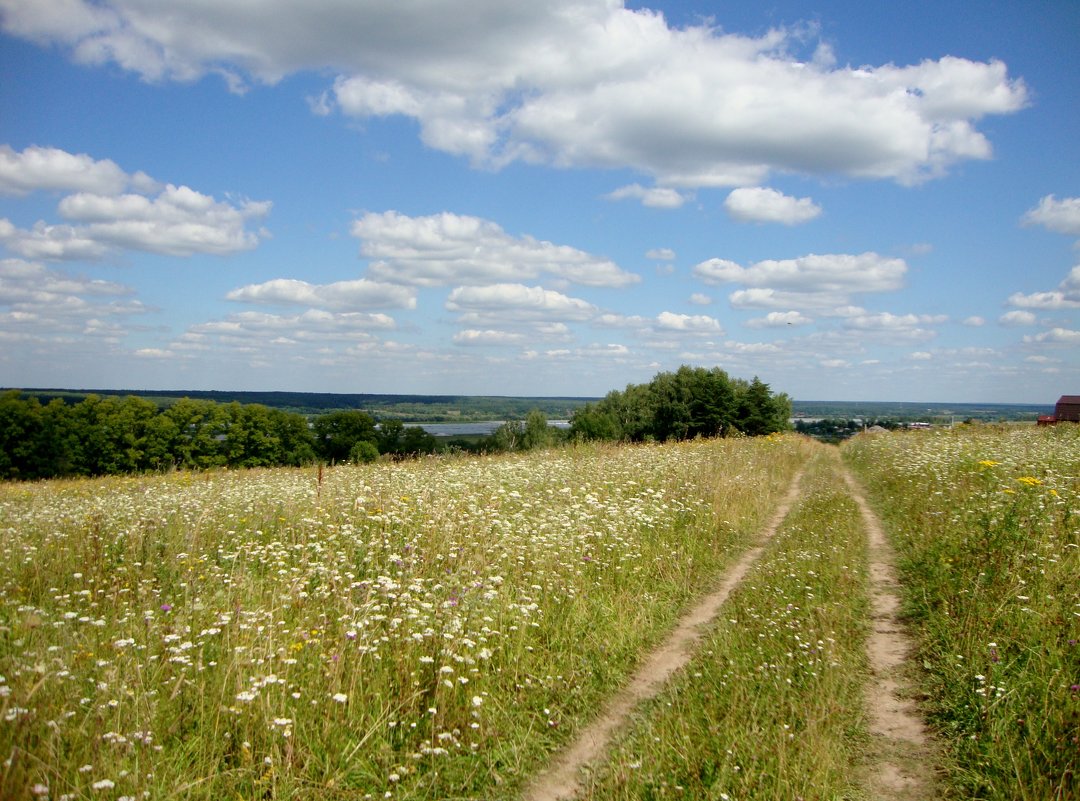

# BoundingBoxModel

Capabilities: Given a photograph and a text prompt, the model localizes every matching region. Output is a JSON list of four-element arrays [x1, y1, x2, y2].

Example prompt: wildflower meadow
[[844, 423, 1079, 800], [0, 437, 809, 800]]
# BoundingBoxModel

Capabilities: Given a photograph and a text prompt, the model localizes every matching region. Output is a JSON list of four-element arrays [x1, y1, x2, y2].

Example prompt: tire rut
[[842, 467, 940, 801]]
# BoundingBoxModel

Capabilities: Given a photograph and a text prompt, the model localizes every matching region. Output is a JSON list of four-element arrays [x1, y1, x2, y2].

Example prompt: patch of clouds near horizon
[[1, 1, 1029, 187]]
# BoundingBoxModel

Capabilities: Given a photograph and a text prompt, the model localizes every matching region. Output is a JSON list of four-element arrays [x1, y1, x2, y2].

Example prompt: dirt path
[[521, 467, 807, 801], [843, 468, 940, 800]]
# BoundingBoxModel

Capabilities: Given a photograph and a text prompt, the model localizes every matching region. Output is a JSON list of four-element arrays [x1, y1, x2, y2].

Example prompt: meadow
[[0, 436, 810, 800], [844, 423, 1079, 800], [1, 424, 1075, 800]]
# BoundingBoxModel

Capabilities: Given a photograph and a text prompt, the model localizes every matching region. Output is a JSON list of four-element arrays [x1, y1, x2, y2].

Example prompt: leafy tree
[[164, 399, 229, 469], [490, 420, 524, 452], [569, 402, 621, 441], [312, 410, 378, 463], [522, 409, 554, 450], [398, 425, 436, 456], [0, 391, 43, 479], [377, 419, 405, 454], [349, 440, 381, 463]]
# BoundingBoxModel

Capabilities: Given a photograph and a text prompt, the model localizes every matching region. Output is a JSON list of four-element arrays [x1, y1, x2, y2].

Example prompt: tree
[[312, 410, 378, 463], [522, 409, 554, 450]]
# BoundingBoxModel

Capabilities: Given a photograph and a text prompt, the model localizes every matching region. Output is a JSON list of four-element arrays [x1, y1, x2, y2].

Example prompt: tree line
[[0, 367, 790, 480], [0, 392, 439, 480]]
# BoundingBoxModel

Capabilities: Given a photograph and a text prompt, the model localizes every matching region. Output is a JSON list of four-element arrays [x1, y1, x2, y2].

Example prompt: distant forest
[[6, 388, 1051, 423], [0, 366, 791, 481]]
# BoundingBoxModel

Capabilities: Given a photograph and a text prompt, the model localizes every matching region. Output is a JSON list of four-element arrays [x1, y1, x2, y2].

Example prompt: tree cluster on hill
[[569, 367, 790, 442], [0, 392, 440, 480]]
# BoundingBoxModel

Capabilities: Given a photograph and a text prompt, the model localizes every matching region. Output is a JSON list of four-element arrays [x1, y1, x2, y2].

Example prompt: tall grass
[[0, 436, 812, 800], [579, 447, 871, 800], [844, 424, 1079, 800]]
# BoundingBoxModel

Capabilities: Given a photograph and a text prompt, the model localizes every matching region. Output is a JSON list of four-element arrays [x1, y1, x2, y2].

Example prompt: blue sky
[[1, 0, 1078, 403]]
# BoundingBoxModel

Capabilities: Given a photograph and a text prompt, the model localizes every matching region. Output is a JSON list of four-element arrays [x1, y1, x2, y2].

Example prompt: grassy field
[[0, 436, 811, 800], [2, 425, 1075, 800], [844, 424, 1079, 800]]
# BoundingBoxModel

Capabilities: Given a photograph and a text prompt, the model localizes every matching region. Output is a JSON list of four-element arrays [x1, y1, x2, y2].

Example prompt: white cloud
[[606, 184, 689, 208], [1024, 327, 1080, 344], [0, 257, 147, 342], [695, 251, 906, 311], [445, 283, 597, 324], [1007, 265, 1080, 309], [1021, 195, 1080, 237], [999, 310, 1037, 326], [0, 144, 155, 196], [226, 277, 415, 310], [646, 248, 675, 260], [963, 315, 986, 326], [909, 351, 933, 361], [0, 146, 271, 259], [1, 2, 1027, 186], [190, 309, 395, 342], [746, 310, 813, 328], [353, 211, 638, 288], [723, 187, 822, 225], [688, 292, 712, 306], [655, 311, 723, 334], [843, 312, 945, 341], [452, 329, 526, 346]]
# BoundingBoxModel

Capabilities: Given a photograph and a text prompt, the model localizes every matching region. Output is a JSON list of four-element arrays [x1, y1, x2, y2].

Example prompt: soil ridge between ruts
[[521, 465, 807, 801]]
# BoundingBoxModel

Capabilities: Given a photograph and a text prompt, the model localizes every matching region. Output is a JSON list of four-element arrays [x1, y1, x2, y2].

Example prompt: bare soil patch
[[521, 468, 807, 801], [843, 469, 941, 801]]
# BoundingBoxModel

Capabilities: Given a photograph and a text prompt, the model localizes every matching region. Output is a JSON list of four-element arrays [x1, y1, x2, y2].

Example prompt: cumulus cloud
[[353, 210, 638, 288], [655, 311, 723, 334], [0, 257, 146, 340], [694, 251, 906, 311], [646, 247, 675, 260], [445, 283, 597, 324], [1, 2, 1028, 186], [963, 315, 986, 326], [1024, 327, 1080, 344], [1000, 309, 1037, 326], [0, 146, 271, 259], [0, 144, 157, 196], [723, 187, 822, 225], [746, 310, 813, 328], [452, 329, 526, 346], [843, 311, 946, 341], [1007, 265, 1080, 309], [688, 292, 712, 306], [605, 184, 689, 208], [226, 277, 415, 310], [1021, 195, 1080, 237], [191, 309, 395, 342]]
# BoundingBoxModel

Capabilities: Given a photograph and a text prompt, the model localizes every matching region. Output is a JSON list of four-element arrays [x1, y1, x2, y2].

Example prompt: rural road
[[522, 454, 938, 801]]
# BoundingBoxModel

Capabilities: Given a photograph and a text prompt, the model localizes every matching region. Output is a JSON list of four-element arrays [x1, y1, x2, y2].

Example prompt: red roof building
[[1054, 395, 1080, 423]]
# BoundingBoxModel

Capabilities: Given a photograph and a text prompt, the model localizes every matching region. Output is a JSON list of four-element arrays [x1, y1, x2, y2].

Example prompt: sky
[[1, 1, 1078, 403]]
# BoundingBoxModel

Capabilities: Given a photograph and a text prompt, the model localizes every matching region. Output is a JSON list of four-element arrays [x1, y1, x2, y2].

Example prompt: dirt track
[[522, 455, 938, 801]]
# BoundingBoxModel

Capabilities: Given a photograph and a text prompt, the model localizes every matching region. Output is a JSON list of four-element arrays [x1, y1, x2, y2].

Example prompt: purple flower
[[160, 603, 173, 613]]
